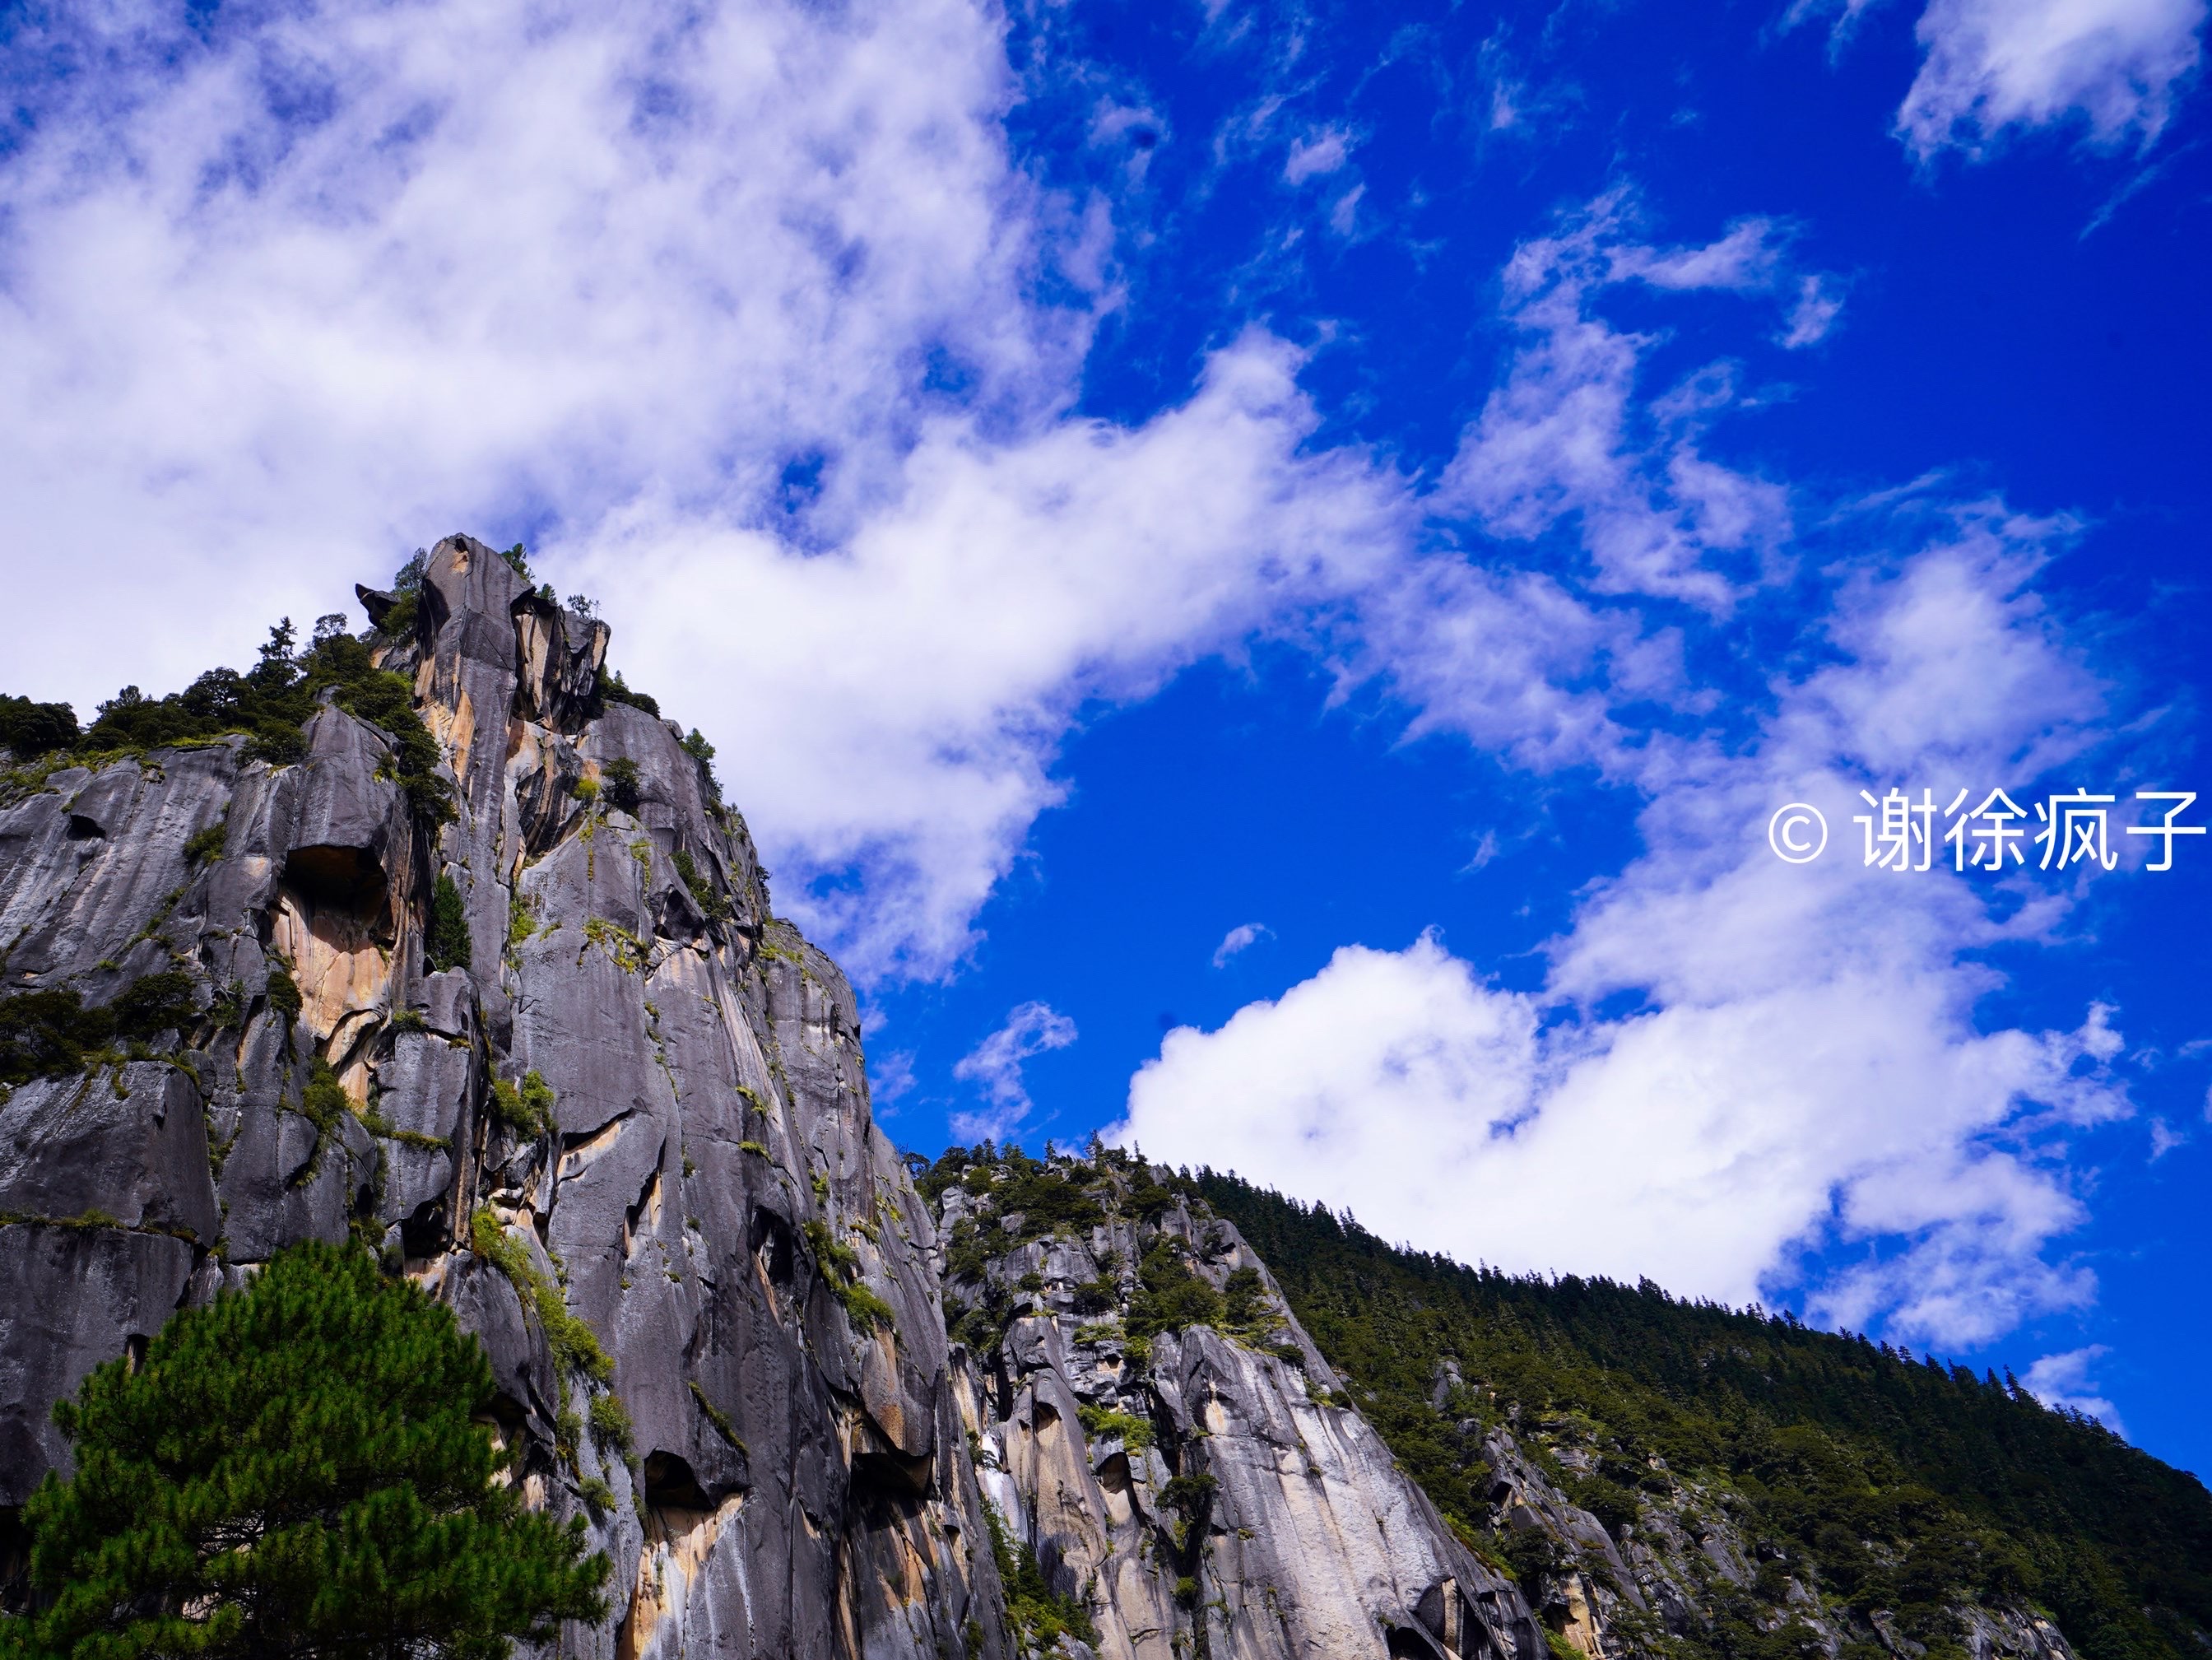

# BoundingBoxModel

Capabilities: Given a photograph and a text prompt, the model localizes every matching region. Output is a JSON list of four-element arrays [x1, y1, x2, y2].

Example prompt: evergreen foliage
[[468, 1211, 611, 1387], [182, 821, 228, 867], [487, 1072, 556, 1139], [0, 1241, 608, 1660], [670, 849, 730, 925], [265, 969, 302, 1025], [800, 1220, 896, 1332], [300, 1058, 351, 1136], [587, 1393, 633, 1457], [375, 551, 427, 639], [594, 668, 659, 718], [1124, 1240, 1224, 1341], [1075, 1403, 1155, 1453], [601, 759, 641, 815], [993, 1161, 1108, 1241], [66, 622, 453, 825], [982, 1499, 1099, 1657], [425, 875, 472, 974], [1195, 1170, 2212, 1660], [679, 729, 720, 805], [0, 695, 78, 758], [0, 973, 198, 1086]]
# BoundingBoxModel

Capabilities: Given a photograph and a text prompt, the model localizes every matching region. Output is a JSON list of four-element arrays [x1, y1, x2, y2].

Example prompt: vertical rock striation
[[931, 1153, 1549, 1660], [1, 538, 1011, 1660]]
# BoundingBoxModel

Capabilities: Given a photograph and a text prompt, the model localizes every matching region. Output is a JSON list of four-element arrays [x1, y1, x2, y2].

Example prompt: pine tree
[[426, 873, 472, 974], [1, 1240, 608, 1660]]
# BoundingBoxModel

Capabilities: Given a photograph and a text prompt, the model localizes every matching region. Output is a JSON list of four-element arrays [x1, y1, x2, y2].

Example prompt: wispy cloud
[[1284, 125, 1354, 183], [869, 1049, 918, 1109], [1434, 193, 1808, 612], [1787, 0, 2205, 156], [951, 1002, 1080, 1142], [1780, 275, 1847, 347], [2024, 1345, 2126, 1431], [2080, 138, 2204, 235], [1898, 0, 2206, 157], [1211, 923, 1274, 968]]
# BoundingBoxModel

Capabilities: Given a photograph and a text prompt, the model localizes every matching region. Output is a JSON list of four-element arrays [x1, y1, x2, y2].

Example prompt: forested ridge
[[1196, 1169, 2212, 1660]]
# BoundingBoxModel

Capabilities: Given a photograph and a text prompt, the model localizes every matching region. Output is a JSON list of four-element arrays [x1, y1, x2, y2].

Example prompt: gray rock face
[[934, 1160, 1546, 1660], [0, 1064, 217, 1242], [0, 537, 1015, 1659], [0, 1226, 196, 1512], [513, 593, 611, 732]]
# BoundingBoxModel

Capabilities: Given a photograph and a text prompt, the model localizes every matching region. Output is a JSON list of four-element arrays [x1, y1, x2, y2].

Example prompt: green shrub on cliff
[[1124, 1240, 1224, 1341], [0, 695, 78, 759], [426, 873, 471, 974], [680, 728, 720, 805], [595, 667, 659, 718], [488, 1071, 556, 1139], [0, 973, 200, 1086], [982, 1500, 1099, 1656], [69, 621, 453, 825], [602, 758, 641, 814]]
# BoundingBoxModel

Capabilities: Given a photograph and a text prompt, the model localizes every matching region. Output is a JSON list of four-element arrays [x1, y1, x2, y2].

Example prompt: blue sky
[[4, 0, 2208, 1473]]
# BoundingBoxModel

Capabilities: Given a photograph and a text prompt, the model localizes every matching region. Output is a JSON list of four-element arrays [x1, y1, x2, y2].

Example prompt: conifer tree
[[1, 1241, 608, 1660]]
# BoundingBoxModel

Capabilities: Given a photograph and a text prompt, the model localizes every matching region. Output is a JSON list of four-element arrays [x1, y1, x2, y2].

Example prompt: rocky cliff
[[0, 537, 1553, 1660], [928, 1153, 1546, 1660]]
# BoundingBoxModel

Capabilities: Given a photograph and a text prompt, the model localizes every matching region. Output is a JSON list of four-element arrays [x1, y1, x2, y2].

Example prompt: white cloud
[[1437, 196, 1804, 611], [0, 0, 1413, 981], [1347, 558, 1637, 774], [869, 1049, 918, 1109], [1284, 126, 1353, 183], [1212, 923, 1273, 968], [583, 333, 1410, 974], [1898, 0, 2206, 156], [1122, 926, 2121, 1347], [1121, 514, 2133, 1349], [3, 0, 1080, 677], [951, 1002, 1079, 1142], [2024, 1345, 2126, 1430], [1780, 276, 1846, 348], [1329, 184, 1364, 237], [1611, 218, 1786, 291]]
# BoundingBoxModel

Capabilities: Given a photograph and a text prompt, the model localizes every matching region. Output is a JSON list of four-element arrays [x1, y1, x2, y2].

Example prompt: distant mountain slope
[[1197, 1170, 2212, 1660]]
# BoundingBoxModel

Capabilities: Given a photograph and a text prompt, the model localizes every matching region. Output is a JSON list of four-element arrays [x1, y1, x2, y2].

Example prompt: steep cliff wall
[[0, 537, 1547, 1660], [930, 1153, 1547, 1660], [1, 539, 1011, 1660]]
